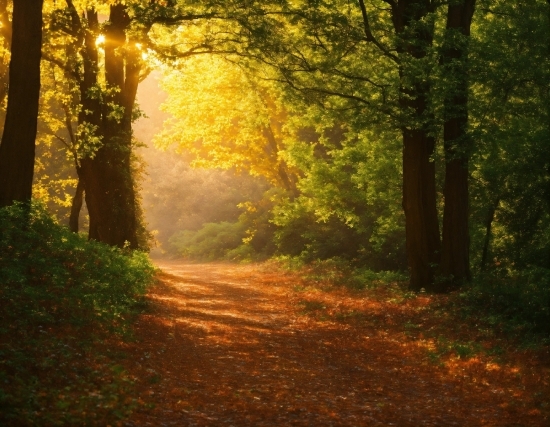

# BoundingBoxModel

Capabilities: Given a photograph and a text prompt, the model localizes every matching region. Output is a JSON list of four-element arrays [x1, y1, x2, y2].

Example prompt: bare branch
[[332, 68, 390, 90], [41, 52, 80, 80], [51, 132, 71, 150], [357, 0, 399, 63], [150, 13, 218, 25]]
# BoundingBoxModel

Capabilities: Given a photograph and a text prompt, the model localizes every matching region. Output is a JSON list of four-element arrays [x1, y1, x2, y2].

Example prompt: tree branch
[[357, 0, 399, 63], [41, 52, 80, 80]]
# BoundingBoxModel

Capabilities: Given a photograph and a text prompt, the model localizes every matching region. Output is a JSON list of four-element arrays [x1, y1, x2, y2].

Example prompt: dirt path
[[120, 261, 549, 426]]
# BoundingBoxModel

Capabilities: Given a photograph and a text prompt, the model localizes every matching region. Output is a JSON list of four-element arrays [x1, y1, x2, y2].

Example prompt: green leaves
[[469, 0, 550, 273], [0, 202, 155, 425], [0, 202, 154, 329]]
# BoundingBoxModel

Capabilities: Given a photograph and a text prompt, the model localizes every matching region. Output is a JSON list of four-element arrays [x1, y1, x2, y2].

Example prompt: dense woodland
[[0, 0, 549, 424]]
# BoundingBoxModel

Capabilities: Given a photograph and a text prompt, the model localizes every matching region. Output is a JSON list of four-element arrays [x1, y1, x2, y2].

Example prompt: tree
[[237, 0, 442, 288], [44, 0, 248, 248], [78, 4, 141, 248], [438, 0, 476, 290], [44, 0, 155, 248], [469, 0, 550, 272], [243, 0, 479, 290], [0, 0, 44, 207], [157, 55, 297, 191], [383, 0, 441, 291]]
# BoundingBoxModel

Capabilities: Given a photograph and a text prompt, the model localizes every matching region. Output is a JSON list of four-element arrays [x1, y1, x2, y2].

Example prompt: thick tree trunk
[[0, 0, 43, 207], [389, 0, 441, 291], [403, 129, 441, 291], [73, 9, 103, 242], [75, 5, 140, 248], [439, 0, 476, 290], [96, 4, 138, 248]]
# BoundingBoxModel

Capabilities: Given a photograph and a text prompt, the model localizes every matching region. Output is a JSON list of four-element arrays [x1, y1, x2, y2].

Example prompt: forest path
[[122, 260, 548, 426]]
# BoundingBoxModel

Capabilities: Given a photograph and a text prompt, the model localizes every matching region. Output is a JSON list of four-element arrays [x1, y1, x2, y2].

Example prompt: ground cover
[[0, 204, 154, 425], [117, 261, 550, 426]]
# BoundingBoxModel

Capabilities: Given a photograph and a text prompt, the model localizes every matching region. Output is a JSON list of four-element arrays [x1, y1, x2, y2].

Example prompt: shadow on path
[[121, 261, 547, 427]]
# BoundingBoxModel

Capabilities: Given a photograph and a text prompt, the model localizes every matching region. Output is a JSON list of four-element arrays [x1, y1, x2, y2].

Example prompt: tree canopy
[[0, 0, 548, 291]]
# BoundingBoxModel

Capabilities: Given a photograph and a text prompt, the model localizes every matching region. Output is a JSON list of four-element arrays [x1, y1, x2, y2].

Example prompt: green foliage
[[469, 0, 550, 273], [264, 63, 407, 270], [273, 189, 406, 271], [276, 256, 407, 289], [169, 221, 248, 261], [0, 203, 154, 326], [0, 203, 155, 425], [167, 188, 283, 261], [460, 268, 550, 339]]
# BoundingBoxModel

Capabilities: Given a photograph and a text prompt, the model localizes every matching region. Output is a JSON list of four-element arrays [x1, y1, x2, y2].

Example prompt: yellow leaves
[[156, 55, 290, 186], [33, 177, 78, 208]]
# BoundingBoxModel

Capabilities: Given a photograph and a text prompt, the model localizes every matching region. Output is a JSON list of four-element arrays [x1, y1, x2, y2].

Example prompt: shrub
[[168, 189, 286, 262], [169, 221, 247, 261], [0, 203, 155, 425], [460, 267, 550, 339], [273, 197, 407, 271], [276, 256, 407, 289]]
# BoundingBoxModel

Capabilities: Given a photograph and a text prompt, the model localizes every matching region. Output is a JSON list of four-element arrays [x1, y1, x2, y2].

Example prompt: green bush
[[276, 255, 407, 289], [273, 198, 407, 271], [0, 203, 155, 425], [460, 267, 550, 339], [169, 221, 247, 261], [168, 189, 285, 262]]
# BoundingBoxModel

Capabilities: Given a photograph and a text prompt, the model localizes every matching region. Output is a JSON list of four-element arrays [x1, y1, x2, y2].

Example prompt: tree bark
[[69, 177, 84, 233], [74, 5, 140, 248], [0, 0, 44, 207], [389, 0, 441, 291], [402, 128, 441, 291], [439, 0, 476, 290], [0, 0, 12, 107]]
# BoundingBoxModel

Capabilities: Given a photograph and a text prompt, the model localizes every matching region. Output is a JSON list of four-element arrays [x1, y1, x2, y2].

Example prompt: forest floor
[[117, 260, 550, 426]]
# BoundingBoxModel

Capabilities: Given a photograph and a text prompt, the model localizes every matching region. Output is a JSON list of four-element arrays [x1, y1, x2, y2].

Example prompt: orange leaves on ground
[[116, 261, 549, 426]]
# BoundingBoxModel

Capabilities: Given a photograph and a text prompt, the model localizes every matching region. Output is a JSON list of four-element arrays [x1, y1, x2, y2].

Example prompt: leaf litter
[[115, 260, 549, 426]]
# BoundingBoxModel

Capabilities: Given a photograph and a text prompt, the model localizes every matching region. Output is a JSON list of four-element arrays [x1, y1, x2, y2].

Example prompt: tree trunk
[[439, 0, 476, 290], [69, 177, 84, 233], [403, 128, 441, 291], [75, 5, 140, 248], [0, 0, 43, 207], [389, 0, 441, 291], [0, 0, 12, 107]]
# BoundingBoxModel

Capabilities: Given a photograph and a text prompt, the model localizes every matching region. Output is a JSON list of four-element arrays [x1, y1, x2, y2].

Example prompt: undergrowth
[[458, 267, 550, 345], [275, 256, 407, 289], [0, 203, 155, 425], [280, 256, 549, 355]]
